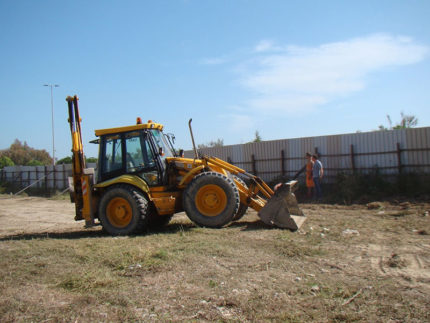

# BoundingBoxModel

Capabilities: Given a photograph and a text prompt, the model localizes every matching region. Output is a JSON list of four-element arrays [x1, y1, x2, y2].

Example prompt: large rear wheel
[[183, 172, 239, 228], [98, 185, 148, 235]]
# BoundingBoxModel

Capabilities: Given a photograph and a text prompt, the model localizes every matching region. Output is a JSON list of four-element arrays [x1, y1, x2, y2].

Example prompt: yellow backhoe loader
[[67, 95, 305, 235]]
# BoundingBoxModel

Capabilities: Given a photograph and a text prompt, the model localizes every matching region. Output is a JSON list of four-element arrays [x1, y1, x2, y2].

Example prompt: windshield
[[150, 129, 174, 158]]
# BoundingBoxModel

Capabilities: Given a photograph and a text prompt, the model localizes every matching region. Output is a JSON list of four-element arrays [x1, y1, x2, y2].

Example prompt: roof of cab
[[94, 122, 164, 137]]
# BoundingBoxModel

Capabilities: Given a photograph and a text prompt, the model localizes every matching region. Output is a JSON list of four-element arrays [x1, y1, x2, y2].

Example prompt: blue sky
[[1, 0, 429, 160]]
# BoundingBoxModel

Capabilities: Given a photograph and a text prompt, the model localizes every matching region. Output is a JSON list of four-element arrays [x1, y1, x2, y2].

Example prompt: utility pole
[[43, 84, 59, 165]]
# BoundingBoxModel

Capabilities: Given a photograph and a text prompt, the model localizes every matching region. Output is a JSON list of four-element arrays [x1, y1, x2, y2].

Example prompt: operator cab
[[95, 121, 174, 186]]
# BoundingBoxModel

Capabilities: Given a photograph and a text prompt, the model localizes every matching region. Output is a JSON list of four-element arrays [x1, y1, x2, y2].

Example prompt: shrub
[[0, 156, 14, 169]]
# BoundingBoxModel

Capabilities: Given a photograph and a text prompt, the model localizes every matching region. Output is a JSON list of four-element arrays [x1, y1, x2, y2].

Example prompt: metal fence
[[1, 127, 429, 193], [1, 163, 97, 194], [184, 127, 430, 183]]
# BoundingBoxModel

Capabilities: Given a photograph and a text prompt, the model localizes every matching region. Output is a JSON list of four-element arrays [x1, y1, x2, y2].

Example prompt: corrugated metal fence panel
[[184, 127, 430, 183], [352, 132, 390, 174], [324, 134, 342, 180], [405, 127, 430, 173], [253, 140, 281, 181], [232, 144, 245, 164]]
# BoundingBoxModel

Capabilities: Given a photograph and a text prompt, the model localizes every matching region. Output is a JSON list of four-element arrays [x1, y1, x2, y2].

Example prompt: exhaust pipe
[[188, 118, 198, 159]]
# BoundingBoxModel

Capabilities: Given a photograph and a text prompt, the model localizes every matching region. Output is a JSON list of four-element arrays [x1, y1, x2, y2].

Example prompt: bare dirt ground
[[0, 195, 83, 236], [0, 194, 429, 322]]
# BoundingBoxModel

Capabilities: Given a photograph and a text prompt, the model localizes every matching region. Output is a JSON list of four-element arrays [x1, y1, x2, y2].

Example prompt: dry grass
[[0, 197, 430, 322]]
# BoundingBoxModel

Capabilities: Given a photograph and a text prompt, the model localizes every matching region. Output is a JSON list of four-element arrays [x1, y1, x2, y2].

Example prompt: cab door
[[125, 131, 161, 186], [98, 130, 163, 186], [99, 134, 124, 182]]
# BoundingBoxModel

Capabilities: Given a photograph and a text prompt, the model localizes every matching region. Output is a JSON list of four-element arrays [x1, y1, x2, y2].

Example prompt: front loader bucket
[[258, 181, 306, 230]]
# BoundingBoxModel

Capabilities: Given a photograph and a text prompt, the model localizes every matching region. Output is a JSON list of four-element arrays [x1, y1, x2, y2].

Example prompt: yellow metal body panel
[[178, 165, 205, 186], [166, 157, 228, 185], [95, 122, 163, 136], [151, 191, 182, 215], [81, 174, 93, 222], [95, 175, 181, 215], [94, 174, 150, 194]]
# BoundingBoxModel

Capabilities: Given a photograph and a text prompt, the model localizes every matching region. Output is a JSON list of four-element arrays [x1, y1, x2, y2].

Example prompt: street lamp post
[[43, 84, 59, 165]]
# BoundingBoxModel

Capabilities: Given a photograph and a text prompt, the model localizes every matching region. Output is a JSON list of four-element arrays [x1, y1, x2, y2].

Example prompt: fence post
[[53, 164, 56, 191], [19, 166, 23, 189], [251, 154, 257, 175], [396, 142, 402, 174], [63, 164, 67, 189], [44, 165, 48, 192], [350, 144, 356, 174], [281, 150, 285, 177]]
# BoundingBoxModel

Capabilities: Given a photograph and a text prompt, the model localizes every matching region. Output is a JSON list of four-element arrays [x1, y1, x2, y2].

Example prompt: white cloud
[[239, 34, 429, 114], [254, 39, 281, 53]]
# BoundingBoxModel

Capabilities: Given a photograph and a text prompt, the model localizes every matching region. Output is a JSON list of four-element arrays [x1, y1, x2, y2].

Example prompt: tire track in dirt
[[365, 243, 430, 288]]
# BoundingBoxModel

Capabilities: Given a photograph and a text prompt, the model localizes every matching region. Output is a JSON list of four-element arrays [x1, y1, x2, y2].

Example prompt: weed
[[208, 279, 217, 288], [150, 248, 169, 260]]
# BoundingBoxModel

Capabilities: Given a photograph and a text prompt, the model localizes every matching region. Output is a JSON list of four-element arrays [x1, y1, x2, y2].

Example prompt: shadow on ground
[[0, 219, 280, 241]]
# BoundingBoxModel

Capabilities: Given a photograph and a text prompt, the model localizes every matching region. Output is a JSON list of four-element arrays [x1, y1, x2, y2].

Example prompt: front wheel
[[183, 172, 240, 228], [98, 185, 148, 235]]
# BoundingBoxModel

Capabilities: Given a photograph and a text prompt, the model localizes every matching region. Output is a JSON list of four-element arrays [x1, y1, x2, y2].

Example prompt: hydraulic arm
[[66, 96, 93, 224]]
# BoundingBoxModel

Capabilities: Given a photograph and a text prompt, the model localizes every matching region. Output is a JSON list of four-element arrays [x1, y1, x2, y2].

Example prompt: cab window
[[124, 131, 159, 186], [99, 130, 162, 185], [102, 135, 122, 174], [125, 132, 144, 172], [150, 129, 174, 158]]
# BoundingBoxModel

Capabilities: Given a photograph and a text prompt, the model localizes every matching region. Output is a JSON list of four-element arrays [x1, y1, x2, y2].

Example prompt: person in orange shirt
[[291, 152, 314, 198], [304, 152, 315, 198]]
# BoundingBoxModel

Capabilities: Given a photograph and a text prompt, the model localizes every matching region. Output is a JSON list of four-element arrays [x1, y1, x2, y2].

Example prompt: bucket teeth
[[258, 181, 305, 230]]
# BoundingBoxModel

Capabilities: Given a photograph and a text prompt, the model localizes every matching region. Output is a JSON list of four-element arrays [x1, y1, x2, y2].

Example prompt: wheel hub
[[106, 197, 132, 228], [195, 184, 227, 216]]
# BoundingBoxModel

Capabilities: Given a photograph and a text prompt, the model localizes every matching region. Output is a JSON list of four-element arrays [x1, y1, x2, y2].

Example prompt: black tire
[[232, 175, 248, 221], [98, 185, 148, 235], [183, 172, 240, 228]]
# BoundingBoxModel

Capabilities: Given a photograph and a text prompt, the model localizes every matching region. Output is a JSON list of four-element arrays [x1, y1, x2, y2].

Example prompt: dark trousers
[[313, 177, 322, 199]]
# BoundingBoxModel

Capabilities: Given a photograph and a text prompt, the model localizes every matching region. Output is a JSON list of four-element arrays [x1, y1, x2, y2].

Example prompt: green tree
[[198, 138, 224, 149], [57, 156, 97, 165], [26, 159, 44, 166], [57, 156, 73, 165], [253, 130, 262, 143], [379, 112, 418, 130], [86, 157, 98, 163], [0, 139, 52, 166], [0, 156, 14, 169]]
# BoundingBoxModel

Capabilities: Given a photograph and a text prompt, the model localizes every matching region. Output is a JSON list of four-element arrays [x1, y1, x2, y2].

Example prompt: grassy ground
[[0, 196, 429, 322]]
